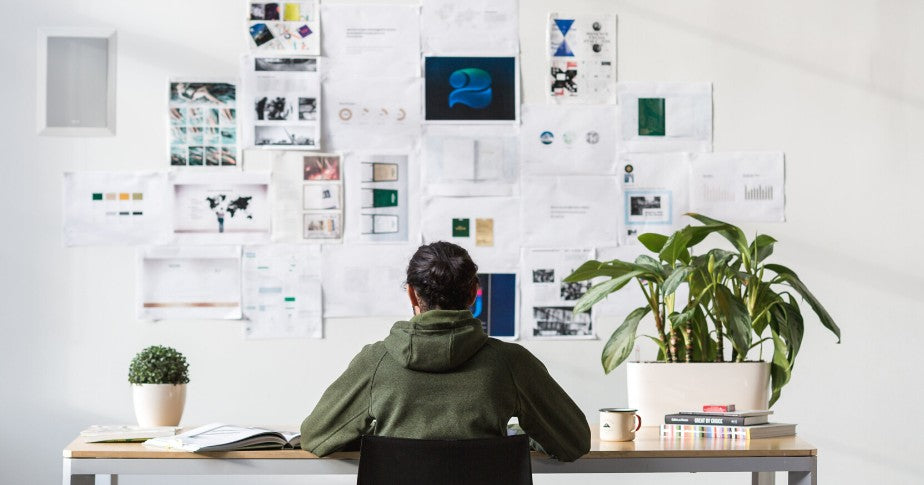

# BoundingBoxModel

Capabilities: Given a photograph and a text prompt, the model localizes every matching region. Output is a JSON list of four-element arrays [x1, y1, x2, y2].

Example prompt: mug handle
[[632, 414, 642, 432]]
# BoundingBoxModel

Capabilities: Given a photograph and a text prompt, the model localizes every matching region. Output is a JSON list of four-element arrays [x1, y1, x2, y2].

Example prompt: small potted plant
[[564, 214, 841, 424], [128, 345, 190, 427]]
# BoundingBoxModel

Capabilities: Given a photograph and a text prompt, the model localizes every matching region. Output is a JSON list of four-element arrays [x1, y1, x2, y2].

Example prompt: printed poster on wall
[[521, 248, 596, 339], [247, 1, 320, 54], [424, 56, 519, 123], [547, 13, 617, 104], [242, 55, 321, 150], [171, 172, 272, 245], [63, 172, 171, 246], [344, 152, 409, 243], [168, 80, 238, 167]]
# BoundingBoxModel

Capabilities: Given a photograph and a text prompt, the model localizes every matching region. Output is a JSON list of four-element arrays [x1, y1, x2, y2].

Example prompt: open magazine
[[144, 423, 300, 452]]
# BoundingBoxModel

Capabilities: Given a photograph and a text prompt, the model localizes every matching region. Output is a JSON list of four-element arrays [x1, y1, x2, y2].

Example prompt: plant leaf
[[573, 271, 646, 314], [602, 306, 650, 373], [643, 334, 668, 361], [765, 263, 841, 343], [563, 260, 631, 282], [638, 233, 668, 253], [714, 285, 753, 357], [686, 213, 750, 256], [768, 326, 791, 407], [662, 265, 695, 297], [750, 234, 777, 264], [658, 228, 693, 264]]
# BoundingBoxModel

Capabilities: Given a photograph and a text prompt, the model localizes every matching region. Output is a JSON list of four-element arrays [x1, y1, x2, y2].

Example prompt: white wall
[[1, 0, 922, 484]]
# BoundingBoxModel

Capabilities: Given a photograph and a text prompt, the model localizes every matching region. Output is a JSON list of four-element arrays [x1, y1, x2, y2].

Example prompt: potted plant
[[128, 345, 190, 427], [565, 214, 841, 424]]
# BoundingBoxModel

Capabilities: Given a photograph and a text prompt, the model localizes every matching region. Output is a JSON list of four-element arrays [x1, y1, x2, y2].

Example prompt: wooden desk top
[[64, 426, 816, 460]]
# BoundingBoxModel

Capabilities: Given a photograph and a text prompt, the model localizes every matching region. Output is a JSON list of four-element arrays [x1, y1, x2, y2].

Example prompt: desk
[[63, 427, 817, 485]]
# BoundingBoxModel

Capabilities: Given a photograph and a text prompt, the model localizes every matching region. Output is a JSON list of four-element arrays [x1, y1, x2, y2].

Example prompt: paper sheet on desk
[[242, 244, 322, 339], [520, 248, 597, 339], [138, 246, 242, 321]]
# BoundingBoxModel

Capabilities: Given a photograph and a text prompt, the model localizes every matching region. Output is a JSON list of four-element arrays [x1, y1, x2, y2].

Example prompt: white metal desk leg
[[108, 474, 119, 485], [63, 459, 93, 485], [789, 456, 817, 485], [788, 471, 815, 485], [753, 471, 775, 485]]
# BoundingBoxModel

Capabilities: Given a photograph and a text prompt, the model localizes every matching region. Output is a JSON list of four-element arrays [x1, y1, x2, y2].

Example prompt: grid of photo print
[[169, 81, 238, 167], [248, 1, 319, 54]]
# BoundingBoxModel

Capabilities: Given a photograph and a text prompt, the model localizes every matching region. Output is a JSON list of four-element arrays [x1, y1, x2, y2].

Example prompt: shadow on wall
[[617, 1, 924, 110]]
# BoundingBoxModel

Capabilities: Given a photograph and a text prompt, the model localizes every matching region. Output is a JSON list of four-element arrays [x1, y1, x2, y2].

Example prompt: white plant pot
[[132, 384, 186, 427], [627, 362, 770, 427]]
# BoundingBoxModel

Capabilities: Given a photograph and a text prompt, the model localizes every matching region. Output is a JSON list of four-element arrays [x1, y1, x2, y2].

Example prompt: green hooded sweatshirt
[[300, 310, 591, 461]]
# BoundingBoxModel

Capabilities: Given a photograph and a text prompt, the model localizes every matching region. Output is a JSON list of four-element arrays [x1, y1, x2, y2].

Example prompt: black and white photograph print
[[532, 306, 593, 337], [255, 96, 293, 121], [298, 98, 317, 120], [630, 195, 662, 216], [254, 126, 316, 147], [560, 281, 591, 301], [254, 57, 317, 72], [532, 268, 555, 283]]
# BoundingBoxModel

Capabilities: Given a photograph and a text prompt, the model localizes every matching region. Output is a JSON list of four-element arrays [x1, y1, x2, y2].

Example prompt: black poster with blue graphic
[[424, 57, 517, 122]]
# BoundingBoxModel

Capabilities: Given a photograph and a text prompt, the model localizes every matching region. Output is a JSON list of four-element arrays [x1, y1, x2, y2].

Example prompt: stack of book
[[660, 405, 796, 440]]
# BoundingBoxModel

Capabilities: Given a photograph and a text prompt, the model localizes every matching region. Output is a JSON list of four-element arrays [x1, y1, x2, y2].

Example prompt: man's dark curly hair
[[406, 241, 479, 311]]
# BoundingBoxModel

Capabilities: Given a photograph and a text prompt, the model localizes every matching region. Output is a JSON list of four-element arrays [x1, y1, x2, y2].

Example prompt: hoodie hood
[[383, 310, 488, 372]]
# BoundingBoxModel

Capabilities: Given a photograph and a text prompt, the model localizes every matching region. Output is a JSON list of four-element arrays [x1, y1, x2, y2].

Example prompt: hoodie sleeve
[[500, 343, 591, 462], [300, 343, 386, 456]]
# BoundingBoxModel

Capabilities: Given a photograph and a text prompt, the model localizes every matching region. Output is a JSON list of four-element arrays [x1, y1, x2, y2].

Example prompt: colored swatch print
[[638, 98, 666, 136], [91, 191, 145, 217], [452, 218, 470, 237]]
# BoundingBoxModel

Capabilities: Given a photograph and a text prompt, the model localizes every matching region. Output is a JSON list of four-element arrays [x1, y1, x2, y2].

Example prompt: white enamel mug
[[599, 408, 642, 441]]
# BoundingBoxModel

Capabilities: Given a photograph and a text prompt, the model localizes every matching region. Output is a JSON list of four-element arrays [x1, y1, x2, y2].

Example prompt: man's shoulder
[[483, 338, 536, 360]]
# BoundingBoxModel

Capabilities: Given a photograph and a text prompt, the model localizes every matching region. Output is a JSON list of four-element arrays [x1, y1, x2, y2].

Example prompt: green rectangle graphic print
[[372, 189, 398, 208], [452, 218, 470, 237], [638, 98, 666, 136]]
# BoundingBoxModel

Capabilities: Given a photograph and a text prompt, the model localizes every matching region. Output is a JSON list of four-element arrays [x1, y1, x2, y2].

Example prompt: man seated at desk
[[300, 241, 590, 461]]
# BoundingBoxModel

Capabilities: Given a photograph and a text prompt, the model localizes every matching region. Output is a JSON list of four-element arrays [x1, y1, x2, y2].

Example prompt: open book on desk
[[144, 423, 300, 452]]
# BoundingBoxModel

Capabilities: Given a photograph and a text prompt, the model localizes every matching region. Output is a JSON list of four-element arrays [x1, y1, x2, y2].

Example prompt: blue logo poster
[[425, 57, 517, 122], [470, 273, 517, 338]]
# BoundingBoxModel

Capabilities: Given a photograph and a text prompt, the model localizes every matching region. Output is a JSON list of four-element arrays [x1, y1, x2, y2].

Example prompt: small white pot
[[132, 384, 187, 427], [627, 362, 769, 426]]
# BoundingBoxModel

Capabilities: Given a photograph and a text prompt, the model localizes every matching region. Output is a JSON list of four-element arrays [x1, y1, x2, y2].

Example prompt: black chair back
[[356, 434, 533, 485]]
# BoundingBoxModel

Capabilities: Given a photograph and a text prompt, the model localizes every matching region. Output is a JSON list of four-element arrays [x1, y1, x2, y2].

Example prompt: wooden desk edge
[[63, 436, 817, 459]]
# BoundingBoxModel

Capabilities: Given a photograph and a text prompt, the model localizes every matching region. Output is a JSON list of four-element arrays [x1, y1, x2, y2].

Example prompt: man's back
[[300, 310, 590, 461]]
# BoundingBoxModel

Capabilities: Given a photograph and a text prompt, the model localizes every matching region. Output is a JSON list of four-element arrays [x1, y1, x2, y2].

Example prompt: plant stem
[[639, 280, 669, 357], [684, 322, 693, 362]]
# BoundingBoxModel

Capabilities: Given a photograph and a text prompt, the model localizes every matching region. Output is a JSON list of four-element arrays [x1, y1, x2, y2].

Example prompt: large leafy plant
[[128, 345, 190, 385], [564, 214, 840, 405]]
